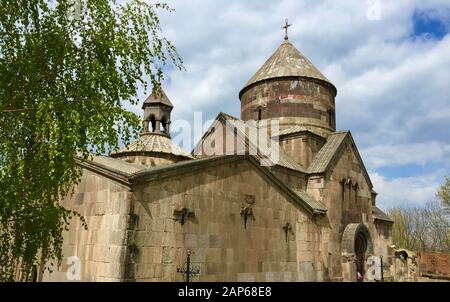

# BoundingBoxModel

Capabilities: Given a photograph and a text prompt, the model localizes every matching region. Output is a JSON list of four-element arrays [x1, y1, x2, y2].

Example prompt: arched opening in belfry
[[257, 108, 262, 121], [161, 116, 168, 133], [149, 115, 156, 132]]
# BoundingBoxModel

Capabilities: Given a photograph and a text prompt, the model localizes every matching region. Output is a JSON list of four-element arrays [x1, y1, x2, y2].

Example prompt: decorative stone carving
[[173, 208, 195, 226]]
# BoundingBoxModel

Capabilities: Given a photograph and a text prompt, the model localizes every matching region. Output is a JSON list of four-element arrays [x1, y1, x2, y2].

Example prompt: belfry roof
[[143, 86, 173, 108], [241, 39, 334, 94]]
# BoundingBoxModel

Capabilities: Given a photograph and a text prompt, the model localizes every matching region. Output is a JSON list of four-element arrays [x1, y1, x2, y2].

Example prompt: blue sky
[[412, 7, 450, 39], [124, 0, 450, 209]]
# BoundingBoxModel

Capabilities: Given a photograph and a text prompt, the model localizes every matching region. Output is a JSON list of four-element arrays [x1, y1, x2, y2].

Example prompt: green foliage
[[0, 0, 182, 281], [437, 176, 450, 206]]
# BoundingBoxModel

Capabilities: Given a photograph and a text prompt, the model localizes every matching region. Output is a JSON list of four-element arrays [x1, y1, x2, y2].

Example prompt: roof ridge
[[331, 130, 350, 134], [291, 188, 327, 213], [218, 111, 239, 120], [272, 125, 327, 139], [308, 131, 348, 173]]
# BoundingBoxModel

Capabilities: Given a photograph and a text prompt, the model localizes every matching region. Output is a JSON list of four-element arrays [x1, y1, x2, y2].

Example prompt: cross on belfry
[[282, 18, 292, 40]]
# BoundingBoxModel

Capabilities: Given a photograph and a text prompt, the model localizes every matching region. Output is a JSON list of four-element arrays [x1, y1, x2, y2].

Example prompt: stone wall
[[43, 169, 132, 281], [373, 221, 392, 260], [306, 142, 375, 280], [42, 136, 392, 282], [279, 133, 326, 169], [130, 159, 324, 281], [240, 78, 335, 136]]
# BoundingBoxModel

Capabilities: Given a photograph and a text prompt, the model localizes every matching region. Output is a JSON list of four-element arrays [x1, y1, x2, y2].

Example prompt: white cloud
[[121, 0, 450, 207], [361, 142, 450, 169], [370, 172, 443, 208]]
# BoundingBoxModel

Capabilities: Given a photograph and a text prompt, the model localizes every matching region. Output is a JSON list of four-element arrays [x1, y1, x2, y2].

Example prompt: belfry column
[[143, 120, 149, 133], [155, 119, 161, 133]]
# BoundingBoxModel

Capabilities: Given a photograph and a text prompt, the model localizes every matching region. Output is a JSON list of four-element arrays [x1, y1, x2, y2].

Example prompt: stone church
[[43, 31, 394, 282]]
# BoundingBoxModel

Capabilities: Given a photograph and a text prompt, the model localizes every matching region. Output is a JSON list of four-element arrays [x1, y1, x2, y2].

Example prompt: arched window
[[150, 115, 156, 132], [161, 116, 167, 133], [328, 109, 335, 128], [257, 108, 262, 121]]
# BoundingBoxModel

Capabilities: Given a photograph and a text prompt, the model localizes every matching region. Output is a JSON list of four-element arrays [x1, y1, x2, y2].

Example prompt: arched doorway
[[355, 232, 368, 274], [341, 223, 373, 281]]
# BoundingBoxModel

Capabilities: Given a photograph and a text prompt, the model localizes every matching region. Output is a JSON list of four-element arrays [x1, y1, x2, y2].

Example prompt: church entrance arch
[[341, 223, 373, 280], [355, 231, 367, 274]]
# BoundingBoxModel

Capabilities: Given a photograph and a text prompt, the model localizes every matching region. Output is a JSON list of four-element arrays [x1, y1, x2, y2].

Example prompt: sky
[[125, 0, 450, 209]]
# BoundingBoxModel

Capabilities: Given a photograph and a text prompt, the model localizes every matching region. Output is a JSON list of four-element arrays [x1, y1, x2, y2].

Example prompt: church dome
[[239, 34, 337, 137], [240, 39, 335, 96], [143, 87, 173, 108]]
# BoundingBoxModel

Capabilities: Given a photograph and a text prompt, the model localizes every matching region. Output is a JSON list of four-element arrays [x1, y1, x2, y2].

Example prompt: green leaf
[[0, 0, 182, 281]]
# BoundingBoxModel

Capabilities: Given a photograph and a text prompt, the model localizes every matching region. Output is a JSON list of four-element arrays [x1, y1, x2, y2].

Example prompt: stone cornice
[[75, 157, 132, 188]]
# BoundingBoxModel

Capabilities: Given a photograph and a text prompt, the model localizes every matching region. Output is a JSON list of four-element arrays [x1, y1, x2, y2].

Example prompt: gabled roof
[[193, 112, 307, 173], [292, 189, 327, 213], [240, 39, 335, 96], [112, 132, 193, 159], [373, 206, 394, 223], [143, 86, 173, 108], [308, 131, 373, 188], [308, 131, 348, 173]]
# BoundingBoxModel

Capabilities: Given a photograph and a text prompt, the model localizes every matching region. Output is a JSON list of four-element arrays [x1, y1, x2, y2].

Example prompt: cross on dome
[[282, 18, 292, 40]]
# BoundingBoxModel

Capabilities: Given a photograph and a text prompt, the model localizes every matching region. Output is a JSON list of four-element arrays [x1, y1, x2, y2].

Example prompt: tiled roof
[[241, 39, 334, 93], [115, 133, 193, 159], [143, 86, 173, 108], [292, 189, 327, 213], [272, 125, 326, 139], [219, 113, 307, 173], [308, 131, 348, 173], [373, 206, 394, 223]]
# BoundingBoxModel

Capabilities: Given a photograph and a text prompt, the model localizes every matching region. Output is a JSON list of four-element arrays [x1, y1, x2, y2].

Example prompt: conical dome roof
[[240, 39, 335, 95], [143, 86, 173, 108]]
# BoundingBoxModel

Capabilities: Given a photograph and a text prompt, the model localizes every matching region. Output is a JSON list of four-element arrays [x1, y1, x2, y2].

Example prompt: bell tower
[[142, 86, 173, 136], [111, 85, 192, 166]]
